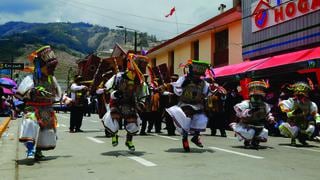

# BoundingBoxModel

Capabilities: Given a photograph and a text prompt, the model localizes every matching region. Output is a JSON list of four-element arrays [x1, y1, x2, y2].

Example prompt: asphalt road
[[2, 113, 320, 180]]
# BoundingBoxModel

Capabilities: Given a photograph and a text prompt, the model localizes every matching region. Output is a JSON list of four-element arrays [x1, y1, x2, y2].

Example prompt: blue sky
[[0, 0, 233, 39]]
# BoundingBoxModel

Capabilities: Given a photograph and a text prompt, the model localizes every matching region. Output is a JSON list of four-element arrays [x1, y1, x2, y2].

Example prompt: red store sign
[[251, 0, 320, 32]]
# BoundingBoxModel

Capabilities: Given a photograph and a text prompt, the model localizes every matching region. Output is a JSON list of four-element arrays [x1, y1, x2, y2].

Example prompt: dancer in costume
[[165, 60, 210, 152], [102, 54, 149, 151], [278, 82, 320, 146], [96, 70, 114, 137], [230, 80, 274, 148], [16, 45, 61, 159]]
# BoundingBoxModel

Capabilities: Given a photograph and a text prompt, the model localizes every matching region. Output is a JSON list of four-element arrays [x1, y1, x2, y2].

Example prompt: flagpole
[[174, 7, 179, 35]]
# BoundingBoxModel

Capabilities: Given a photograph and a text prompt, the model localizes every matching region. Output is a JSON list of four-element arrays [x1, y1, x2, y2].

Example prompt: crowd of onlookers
[[0, 94, 23, 119]]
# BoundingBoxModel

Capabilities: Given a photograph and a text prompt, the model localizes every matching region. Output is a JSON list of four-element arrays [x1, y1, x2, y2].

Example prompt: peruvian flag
[[165, 7, 176, 18]]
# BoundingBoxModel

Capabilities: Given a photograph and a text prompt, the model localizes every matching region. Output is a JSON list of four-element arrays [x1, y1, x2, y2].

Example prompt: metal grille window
[[214, 29, 229, 67]]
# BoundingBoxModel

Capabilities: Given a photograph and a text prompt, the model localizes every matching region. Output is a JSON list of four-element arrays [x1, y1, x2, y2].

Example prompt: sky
[[0, 0, 233, 40]]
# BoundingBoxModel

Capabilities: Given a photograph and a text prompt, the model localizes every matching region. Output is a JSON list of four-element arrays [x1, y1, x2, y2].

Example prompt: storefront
[[213, 0, 320, 98]]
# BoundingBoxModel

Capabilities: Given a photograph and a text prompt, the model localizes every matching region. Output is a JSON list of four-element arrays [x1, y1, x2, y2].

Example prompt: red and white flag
[[165, 7, 175, 18]]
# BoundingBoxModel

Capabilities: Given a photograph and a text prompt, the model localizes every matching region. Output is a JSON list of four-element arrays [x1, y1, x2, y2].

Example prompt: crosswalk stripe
[[209, 146, 264, 159]]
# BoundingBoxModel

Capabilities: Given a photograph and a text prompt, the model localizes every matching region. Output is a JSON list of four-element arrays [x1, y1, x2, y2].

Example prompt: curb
[[0, 117, 11, 138]]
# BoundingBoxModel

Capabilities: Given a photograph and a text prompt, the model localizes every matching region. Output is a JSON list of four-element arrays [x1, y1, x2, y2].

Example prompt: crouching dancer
[[16, 46, 61, 160], [102, 54, 149, 151], [278, 82, 319, 146], [230, 80, 274, 148]]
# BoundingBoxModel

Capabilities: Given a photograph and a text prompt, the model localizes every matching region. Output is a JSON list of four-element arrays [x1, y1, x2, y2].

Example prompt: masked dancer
[[17, 45, 61, 160], [165, 60, 210, 152], [230, 80, 274, 148], [278, 82, 320, 146], [102, 54, 149, 151]]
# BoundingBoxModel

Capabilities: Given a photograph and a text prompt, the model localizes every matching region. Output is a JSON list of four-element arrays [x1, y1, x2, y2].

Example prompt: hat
[[29, 45, 57, 63], [248, 81, 267, 96], [291, 82, 310, 97], [28, 45, 58, 77], [189, 60, 210, 76], [102, 70, 113, 77], [170, 74, 179, 80], [74, 75, 83, 82]]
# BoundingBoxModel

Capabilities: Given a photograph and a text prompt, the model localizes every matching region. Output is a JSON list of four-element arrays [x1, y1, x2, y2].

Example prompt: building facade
[[147, 5, 242, 76], [243, 0, 320, 60]]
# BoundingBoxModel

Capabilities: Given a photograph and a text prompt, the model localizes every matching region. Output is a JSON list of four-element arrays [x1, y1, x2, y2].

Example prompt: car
[[53, 102, 70, 112]]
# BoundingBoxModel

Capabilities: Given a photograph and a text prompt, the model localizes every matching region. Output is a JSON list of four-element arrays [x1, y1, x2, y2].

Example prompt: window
[[214, 29, 229, 66], [152, 58, 156, 67], [168, 51, 174, 75], [192, 40, 199, 60]]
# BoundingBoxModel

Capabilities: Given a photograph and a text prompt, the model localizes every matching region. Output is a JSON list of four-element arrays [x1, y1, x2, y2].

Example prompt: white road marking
[[282, 145, 320, 153], [151, 134, 179, 141], [127, 156, 157, 167], [89, 120, 99, 123], [86, 137, 105, 144], [209, 146, 264, 159], [118, 152, 156, 167], [58, 115, 70, 119]]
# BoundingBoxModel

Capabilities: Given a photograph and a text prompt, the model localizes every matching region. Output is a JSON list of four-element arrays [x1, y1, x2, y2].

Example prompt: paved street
[[1, 113, 320, 180]]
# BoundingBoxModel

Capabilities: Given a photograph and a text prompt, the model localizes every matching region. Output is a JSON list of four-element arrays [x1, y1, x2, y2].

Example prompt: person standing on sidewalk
[[16, 45, 62, 160], [69, 75, 88, 133]]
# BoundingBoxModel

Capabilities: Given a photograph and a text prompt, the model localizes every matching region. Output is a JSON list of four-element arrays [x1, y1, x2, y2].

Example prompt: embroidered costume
[[230, 80, 274, 148], [278, 82, 320, 146], [166, 60, 210, 152], [102, 54, 149, 151], [17, 46, 61, 159]]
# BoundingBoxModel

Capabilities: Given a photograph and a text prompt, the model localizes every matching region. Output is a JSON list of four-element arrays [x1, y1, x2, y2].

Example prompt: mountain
[[0, 21, 158, 88]]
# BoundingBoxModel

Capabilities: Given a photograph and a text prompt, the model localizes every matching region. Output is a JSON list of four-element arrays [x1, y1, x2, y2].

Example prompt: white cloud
[[0, 0, 234, 40]]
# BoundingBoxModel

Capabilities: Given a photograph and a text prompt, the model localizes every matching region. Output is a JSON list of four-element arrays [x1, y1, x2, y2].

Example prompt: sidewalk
[[0, 116, 19, 180], [0, 116, 11, 137]]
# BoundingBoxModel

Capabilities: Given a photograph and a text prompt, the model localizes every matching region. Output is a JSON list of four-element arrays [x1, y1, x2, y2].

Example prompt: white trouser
[[279, 122, 315, 138], [20, 118, 57, 150], [19, 118, 39, 142], [166, 105, 208, 135], [230, 123, 268, 142], [102, 111, 141, 134]]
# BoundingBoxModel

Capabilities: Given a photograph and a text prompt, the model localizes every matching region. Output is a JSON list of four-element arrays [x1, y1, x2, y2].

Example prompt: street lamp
[[116, 26, 138, 53]]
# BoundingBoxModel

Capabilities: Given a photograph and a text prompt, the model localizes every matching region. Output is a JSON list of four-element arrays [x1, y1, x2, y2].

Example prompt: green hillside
[[0, 21, 157, 88]]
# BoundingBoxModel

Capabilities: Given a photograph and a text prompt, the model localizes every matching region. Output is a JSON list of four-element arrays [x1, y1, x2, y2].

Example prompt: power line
[[56, 0, 196, 26], [54, 0, 177, 36]]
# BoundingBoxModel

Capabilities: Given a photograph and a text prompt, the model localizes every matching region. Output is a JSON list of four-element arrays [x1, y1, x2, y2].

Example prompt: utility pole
[[10, 55, 13, 79], [134, 31, 137, 53], [116, 26, 139, 54]]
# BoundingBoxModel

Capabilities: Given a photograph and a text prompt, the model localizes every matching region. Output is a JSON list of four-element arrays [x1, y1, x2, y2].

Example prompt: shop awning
[[214, 58, 269, 77], [214, 46, 320, 78], [250, 46, 320, 71]]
